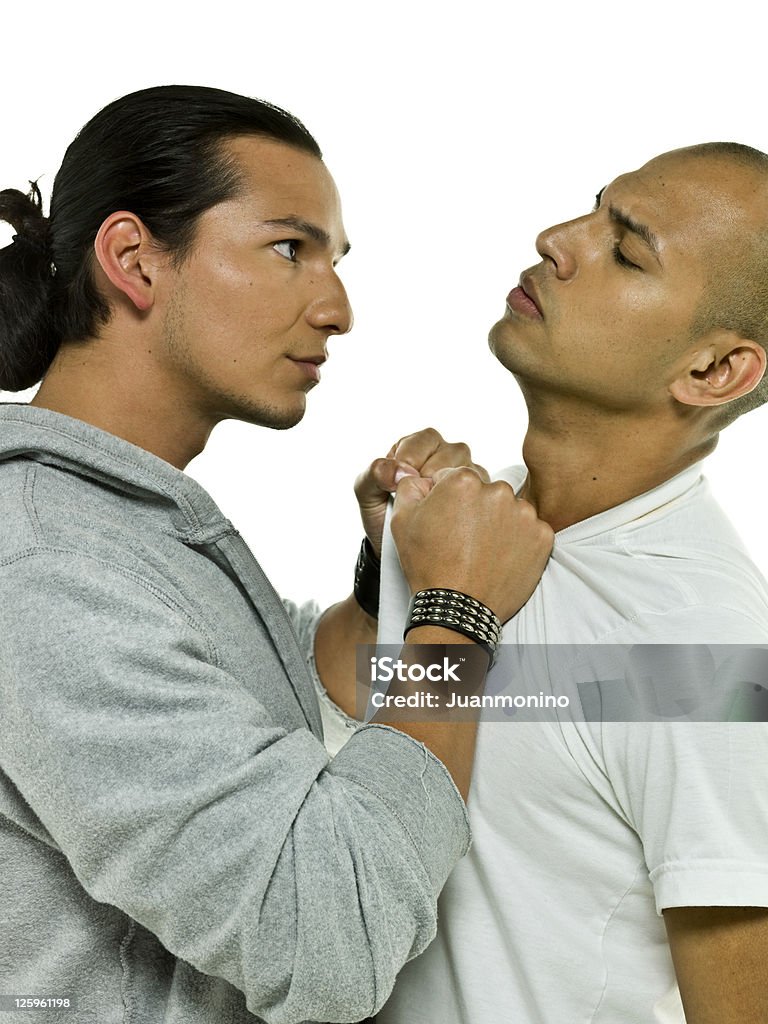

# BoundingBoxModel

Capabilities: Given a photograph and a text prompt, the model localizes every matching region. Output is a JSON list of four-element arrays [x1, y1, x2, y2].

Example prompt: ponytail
[[0, 182, 58, 391]]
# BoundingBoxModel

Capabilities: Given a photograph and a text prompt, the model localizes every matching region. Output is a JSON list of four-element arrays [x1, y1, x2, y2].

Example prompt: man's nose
[[307, 273, 354, 335], [535, 218, 586, 281]]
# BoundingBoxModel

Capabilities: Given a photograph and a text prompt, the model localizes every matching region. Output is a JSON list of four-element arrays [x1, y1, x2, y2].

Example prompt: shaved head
[[681, 143, 768, 421]]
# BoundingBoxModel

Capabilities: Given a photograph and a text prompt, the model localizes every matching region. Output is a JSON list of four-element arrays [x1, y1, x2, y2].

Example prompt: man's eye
[[273, 240, 298, 261], [612, 244, 640, 271]]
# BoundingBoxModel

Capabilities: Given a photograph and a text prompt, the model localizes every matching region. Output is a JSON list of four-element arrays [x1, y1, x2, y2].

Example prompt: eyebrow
[[594, 186, 661, 264], [261, 215, 351, 257]]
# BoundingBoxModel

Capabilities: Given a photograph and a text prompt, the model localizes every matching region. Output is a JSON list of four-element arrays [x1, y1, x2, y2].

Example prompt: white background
[[2, 1, 767, 606]]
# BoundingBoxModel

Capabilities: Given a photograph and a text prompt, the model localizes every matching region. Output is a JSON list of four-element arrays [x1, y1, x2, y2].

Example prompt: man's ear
[[669, 330, 767, 408], [92, 211, 164, 313]]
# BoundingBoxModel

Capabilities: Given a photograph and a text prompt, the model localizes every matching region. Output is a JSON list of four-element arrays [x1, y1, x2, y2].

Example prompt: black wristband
[[353, 537, 381, 619], [404, 589, 502, 666]]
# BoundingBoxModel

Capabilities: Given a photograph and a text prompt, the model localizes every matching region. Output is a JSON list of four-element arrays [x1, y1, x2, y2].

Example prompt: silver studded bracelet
[[404, 588, 502, 666]]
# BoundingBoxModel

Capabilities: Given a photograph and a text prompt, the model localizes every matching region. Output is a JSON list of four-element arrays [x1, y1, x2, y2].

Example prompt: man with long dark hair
[[0, 86, 553, 1023]]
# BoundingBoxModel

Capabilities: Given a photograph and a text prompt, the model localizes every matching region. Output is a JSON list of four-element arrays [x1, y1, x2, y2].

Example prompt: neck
[[516, 394, 717, 532], [31, 335, 216, 469]]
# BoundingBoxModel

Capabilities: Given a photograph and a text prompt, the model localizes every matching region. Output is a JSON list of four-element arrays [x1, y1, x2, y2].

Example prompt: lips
[[506, 275, 543, 320], [294, 354, 327, 366], [289, 354, 327, 383]]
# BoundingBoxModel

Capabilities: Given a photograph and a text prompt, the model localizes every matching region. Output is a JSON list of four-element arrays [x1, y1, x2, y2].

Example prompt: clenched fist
[[391, 465, 554, 625], [355, 427, 489, 557]]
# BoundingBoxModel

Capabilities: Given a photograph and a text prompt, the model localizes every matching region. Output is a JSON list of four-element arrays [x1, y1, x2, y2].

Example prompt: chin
[[488, 321, 521, 375], [240, 394, 307, 431], [488, 315, 516, 351]]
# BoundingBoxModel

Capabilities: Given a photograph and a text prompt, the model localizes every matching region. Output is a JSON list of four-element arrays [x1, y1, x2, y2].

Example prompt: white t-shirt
[[316, 462, 768, 1023]]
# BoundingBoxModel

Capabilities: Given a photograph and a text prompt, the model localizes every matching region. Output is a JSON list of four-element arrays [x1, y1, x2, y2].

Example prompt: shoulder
[[0, 462, 221, 664], [618, 478, 768, 633]]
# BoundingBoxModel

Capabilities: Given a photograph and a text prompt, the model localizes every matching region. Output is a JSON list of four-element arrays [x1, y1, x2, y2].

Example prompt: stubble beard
[[161, 286, 308, 432]]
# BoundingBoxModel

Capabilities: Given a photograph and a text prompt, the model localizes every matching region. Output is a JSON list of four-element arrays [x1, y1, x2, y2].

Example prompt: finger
[[388, 427, 445, 472], [430, 464, 485, 486], [392, 432, 492, 483], [485, 478, 518, 498], [421, 451, 491, 483], [392, 473, 433, 510], [355, 458, 420, 504], [418, 440, 473, 475]]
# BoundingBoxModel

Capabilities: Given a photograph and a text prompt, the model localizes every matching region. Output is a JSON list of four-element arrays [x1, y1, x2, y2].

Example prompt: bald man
[[316, 143, 768, 1024]]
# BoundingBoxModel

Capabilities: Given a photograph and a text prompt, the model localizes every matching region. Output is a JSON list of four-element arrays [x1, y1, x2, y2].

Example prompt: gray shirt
[[0, 404, 470, 1024]]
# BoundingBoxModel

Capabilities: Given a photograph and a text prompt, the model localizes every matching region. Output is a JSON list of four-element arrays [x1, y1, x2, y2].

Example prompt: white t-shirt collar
[[495, 460, 705, 543]]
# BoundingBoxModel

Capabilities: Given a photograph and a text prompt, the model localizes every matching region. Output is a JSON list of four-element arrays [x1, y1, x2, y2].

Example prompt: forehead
[[220, 135, 344, 225], [608, 151, 768, 256]]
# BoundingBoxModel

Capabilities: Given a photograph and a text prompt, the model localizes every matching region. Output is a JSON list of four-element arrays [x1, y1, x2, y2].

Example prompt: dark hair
[[0, 85, 322, 391]]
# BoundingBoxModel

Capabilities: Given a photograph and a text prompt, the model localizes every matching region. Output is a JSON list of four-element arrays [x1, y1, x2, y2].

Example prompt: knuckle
[[400, 426, 440, 447], [515, 497, 537, 516], [488, 480, 515, 502], [394, 426, 443, 461], [446, 441, 472, 458], [534, 523, 555, 551], [451, 466, 481, 487]]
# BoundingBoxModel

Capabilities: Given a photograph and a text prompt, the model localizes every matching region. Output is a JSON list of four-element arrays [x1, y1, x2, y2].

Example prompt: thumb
[[392, 473, 433, 510], [356, 458, 420, 505], [381, 459, 420, 493]]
